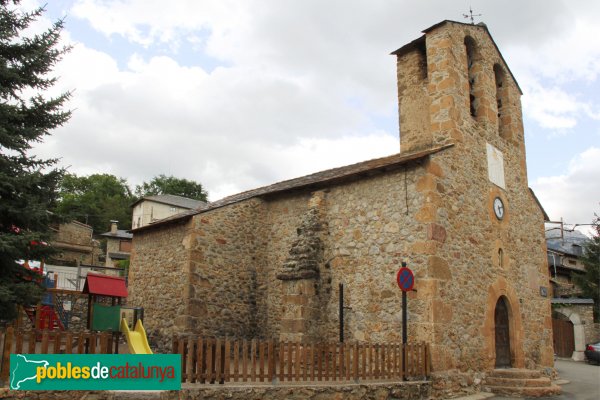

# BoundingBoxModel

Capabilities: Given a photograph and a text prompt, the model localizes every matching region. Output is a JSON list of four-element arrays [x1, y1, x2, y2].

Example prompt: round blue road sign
[[396, 267, 414, 292]]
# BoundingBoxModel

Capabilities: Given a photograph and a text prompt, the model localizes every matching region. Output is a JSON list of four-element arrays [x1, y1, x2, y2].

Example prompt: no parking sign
[[396, 266, 414, 292]]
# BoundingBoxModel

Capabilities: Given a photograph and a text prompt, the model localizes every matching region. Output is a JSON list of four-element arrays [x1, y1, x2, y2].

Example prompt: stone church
[[129, 20, 554, 376]]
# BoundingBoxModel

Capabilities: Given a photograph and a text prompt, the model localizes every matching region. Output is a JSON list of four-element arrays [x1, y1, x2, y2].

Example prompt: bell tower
[[390, 21, 554, 372], [392, 21, 525, 158]]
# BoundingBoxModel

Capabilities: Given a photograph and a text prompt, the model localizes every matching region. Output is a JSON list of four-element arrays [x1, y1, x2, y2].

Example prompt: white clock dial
[[493, 197, 504, 220]]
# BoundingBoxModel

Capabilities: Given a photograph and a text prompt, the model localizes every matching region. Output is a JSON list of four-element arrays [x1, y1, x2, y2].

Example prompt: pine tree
[[0, 1, 71, 320]]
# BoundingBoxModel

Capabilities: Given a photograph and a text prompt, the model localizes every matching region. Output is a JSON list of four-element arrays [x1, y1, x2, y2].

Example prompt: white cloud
[[520, 78, 587, 131], [532, 147, 600, 228], [34, 35, 398, 201], [24, 0, 600, 221]]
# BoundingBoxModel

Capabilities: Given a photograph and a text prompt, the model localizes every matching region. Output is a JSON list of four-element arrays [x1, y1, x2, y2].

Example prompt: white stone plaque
[[486, 143, 505, 189]]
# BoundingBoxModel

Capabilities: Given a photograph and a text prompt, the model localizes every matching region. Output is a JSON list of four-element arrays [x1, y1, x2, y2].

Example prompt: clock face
[[493, 197, 504, 220]]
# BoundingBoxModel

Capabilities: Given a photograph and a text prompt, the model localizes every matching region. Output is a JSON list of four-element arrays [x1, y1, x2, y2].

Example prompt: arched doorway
[[495, 296, 511, 367], [552, 311, 575, 358]]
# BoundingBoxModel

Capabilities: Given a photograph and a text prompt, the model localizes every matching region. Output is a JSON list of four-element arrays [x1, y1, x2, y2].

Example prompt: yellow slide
[[120, 318, 153, 354]]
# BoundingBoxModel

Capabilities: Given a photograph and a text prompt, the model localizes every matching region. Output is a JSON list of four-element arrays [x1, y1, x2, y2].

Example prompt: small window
[[568, 260, 576, 265]]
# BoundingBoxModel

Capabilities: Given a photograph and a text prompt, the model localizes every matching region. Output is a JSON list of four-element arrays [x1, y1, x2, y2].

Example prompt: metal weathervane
[[463, 6, 482, 24]]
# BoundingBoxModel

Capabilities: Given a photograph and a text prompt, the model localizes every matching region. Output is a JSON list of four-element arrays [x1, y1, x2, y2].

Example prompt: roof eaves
[[529, 188, 550, 221], [390, 35, 425, 57], [132, 144, 453, 234], [551, 298, 594, 305]]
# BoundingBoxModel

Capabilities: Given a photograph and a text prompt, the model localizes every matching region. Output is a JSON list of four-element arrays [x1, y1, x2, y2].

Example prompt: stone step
[[485, 376, 552, 388], [484, 384, 561, 398], [487, 368, 541, 379]]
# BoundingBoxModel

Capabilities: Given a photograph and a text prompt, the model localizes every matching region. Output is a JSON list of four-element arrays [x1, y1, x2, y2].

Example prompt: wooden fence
[[173, 336, 430, 384], [0, 327, 120, 382]]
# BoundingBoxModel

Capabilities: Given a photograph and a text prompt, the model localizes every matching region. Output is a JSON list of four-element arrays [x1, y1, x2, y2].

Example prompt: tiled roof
[[131, 194, 207, 210], [100, 229, 133, 239], [132, 144, 453, 233], [83, 272, 127, 297], [546, 228, 589, 257]]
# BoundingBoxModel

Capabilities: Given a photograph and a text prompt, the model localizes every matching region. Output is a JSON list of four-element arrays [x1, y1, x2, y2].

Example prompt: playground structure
[[83, 272, 152, 353], [14, 265, 152, 354], [120, 318, 153, 354], [19, 261, 68, 331]]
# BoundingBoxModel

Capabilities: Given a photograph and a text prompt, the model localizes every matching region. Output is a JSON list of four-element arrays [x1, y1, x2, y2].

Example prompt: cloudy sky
[[20, 0, 600, 230]]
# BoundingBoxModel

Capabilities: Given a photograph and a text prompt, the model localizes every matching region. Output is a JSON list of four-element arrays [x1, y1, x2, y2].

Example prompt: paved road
[[491, 359, 600, 400]]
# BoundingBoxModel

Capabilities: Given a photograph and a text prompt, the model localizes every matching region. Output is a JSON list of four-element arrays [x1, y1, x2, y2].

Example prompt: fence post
[[65, 332, 73, 354], [187, 337, 195, 384], [35, 304, 42, 330], [177, 337, 185, 383], [206, 339, 213, 383], [352, 342, 358, 382], [233, 339, 239, 383], [224, 339, 230, 383], [278, 341, 284, 382], [215, 338, 222, 384], [259, 341, 265, 382], [0, 327, 14, 383], [242, 339, 247, 382], [172, 336, 179, 355], [267, 340, 274, 383], [197, 337, 204, 384]]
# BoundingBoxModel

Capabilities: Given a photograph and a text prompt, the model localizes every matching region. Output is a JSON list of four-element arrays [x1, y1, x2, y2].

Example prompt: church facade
[[128, 20, 554, 375]]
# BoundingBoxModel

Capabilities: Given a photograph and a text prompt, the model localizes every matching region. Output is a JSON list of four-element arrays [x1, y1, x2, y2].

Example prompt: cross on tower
[[463, 6, 482, 24]]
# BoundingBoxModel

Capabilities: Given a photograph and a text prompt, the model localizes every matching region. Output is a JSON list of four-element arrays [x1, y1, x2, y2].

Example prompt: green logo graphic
[[10, 354, 181, 390]]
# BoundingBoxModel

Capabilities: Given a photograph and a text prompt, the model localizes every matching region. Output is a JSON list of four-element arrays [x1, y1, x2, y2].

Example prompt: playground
[[6, 265, 152, 358]]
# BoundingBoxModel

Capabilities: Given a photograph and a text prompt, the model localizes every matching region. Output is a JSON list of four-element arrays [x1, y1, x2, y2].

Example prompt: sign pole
[[339, 283, 344, 343], [396, 260, 413, 381], [402, 289, 408, 344], [402, 289, 407, 381]]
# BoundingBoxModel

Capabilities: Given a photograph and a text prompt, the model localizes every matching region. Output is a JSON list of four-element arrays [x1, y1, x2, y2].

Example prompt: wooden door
[[494, 297, 511, 367], [552, 317, 574, 358]]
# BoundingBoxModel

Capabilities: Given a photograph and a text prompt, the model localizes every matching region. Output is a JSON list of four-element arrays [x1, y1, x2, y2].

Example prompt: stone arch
[[553, 307, 586, 361], [493, 63, 509, 138], [482, 277, 525, 369], [464, 35, 482, 119]]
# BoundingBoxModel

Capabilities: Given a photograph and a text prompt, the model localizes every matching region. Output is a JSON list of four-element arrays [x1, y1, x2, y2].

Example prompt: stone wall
[[256, 193, 310, 340], [410, 22, 554, 371], [258, 164, 427, 343], [55, 222, 93, 247], [127, 220, 193, 352], [51, 221, 100, 265], [186, 199, 265, 339], [0, 382, 431, 400], [128, 20, 553, 383], [170, 382, 431, 400], [577, 306, 600, 348]]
